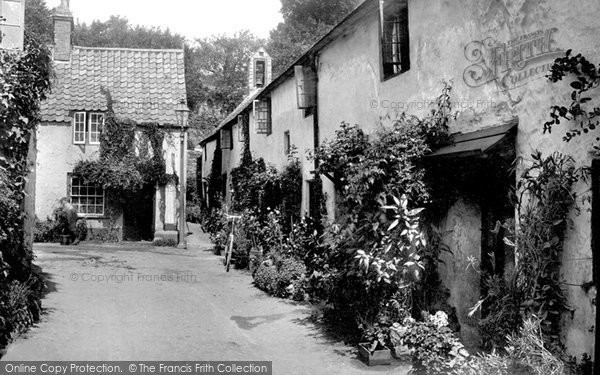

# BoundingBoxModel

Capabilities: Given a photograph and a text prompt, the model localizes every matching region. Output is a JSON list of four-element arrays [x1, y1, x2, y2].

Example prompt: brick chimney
[[52, 0, 73, 61]]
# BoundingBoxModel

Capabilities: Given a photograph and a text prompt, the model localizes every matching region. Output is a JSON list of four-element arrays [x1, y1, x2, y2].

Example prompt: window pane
[[70, 176, 104, 216], [3, 1, 22, 25]]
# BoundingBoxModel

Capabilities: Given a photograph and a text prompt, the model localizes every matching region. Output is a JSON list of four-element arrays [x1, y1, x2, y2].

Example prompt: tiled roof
[[41, 46, 187, 124]]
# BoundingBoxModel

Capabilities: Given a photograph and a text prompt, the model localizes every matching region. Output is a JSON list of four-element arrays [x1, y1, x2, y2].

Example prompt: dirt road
[[1, 224, 409, 374]]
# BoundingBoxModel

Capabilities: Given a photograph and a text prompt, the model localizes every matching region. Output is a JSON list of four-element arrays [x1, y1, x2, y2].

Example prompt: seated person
[[59, 197, 81, 245]]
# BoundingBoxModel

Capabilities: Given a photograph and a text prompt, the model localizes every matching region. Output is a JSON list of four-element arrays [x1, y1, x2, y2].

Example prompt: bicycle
[[224, 214, 241, 272]]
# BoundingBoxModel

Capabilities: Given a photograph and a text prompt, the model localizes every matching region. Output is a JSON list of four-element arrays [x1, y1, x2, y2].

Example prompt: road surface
[[2, 224, 410, 374]]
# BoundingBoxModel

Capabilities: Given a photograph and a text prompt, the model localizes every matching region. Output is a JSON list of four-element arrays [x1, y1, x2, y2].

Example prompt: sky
[[45, 0, 284, 40]]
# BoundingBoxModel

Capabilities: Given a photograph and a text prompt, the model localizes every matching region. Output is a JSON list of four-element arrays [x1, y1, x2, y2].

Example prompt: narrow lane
[[1, 224, 409, 374]]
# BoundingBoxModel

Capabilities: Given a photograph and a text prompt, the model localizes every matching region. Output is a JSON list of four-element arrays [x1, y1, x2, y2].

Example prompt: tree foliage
[[267, 0, 361, 75], [185, 31, 264, 143], [24, 0, 53, 44], [73, 15, 184, 49], [0, 32, 52, 346]]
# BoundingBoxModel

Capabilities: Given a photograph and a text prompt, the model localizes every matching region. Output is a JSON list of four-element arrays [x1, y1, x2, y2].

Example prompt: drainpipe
[[312, 54, 320, 168]]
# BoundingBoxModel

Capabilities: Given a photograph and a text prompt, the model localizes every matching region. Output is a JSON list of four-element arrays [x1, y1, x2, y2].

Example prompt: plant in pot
[[358, 322, 392, 366]]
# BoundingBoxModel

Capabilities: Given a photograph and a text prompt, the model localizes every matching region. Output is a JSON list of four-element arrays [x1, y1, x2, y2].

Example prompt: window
[[73, 112, 86, 144], [204, 145, 207, 161], [284, 131, 291, 156], [380, 0, 409, 80], [308, 180, 322, 220], [89, 113, 104, 144], [221, 128, 232, 150], [73, 111, 105, 145], [0, 0, 24, 50], [254, 99, 271, 135], [255, 60, 266, 87], [70, 176, 105, 216]]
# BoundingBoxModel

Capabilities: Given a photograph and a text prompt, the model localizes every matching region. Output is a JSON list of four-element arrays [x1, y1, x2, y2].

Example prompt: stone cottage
[[201, 0, 600, 362], [35, 1, 188, 242]]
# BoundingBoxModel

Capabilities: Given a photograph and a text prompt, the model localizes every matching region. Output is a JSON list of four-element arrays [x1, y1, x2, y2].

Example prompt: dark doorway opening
[[122, 184, 155, 241]]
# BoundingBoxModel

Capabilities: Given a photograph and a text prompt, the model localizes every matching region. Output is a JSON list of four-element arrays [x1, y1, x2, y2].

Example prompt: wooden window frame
[[73, 112, 86, 145], [379, 0, 410, 81], [255, 59, 266, 87], [254, 99, 272, 135], [69, 174, 105, 217], [88, 112, 104, 145], [221, 128, 232, 150]]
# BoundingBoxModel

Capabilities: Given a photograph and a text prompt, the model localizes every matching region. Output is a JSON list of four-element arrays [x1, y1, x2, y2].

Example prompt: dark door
[[122, 185, 155, 241]]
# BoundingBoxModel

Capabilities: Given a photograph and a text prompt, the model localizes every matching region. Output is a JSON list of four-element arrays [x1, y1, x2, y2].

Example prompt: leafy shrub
[[186, 204, 202, 224], [253, 255, 307, 299], [253, 263, 278, 294], [203, 208, 227, 236], [88, 227, 121, 243], [153, 238, 178, 247], [399, 312, 468, 374], [452, 319, 564, 375], [359, 321, 391, 353], [0, 280, 34, 345], [34, 218, 61, 243], [273, 257, 306, 298]]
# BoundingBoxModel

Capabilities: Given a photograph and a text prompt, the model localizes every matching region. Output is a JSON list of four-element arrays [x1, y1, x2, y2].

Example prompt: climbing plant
[[544, 49, 600, 149], [73, 89, 177, 196], [476, 152, 582, 352]]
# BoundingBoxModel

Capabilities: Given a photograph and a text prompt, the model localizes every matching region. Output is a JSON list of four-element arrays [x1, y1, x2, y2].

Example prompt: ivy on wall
[[73, 89, 177, 197]]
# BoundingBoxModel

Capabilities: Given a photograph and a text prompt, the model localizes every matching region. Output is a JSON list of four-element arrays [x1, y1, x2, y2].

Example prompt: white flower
[[431, 311, 449, 328]]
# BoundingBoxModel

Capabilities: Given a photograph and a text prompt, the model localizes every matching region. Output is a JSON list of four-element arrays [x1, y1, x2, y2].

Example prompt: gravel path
[[1, 224, 410, 374]]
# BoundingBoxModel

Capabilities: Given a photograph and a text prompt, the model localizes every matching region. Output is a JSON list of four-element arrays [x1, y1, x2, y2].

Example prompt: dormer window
[[255, 60, 266, 87], [380, 0, 410, 80], [73, 111, 104, 145]]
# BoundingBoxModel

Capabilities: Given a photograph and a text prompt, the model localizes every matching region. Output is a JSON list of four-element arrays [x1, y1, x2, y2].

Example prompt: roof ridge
[[73, 45, 184, 53]]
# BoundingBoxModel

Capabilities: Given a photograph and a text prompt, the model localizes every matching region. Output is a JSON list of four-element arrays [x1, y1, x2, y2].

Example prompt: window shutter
[[237, 115, 244, 142], [253, 100, 259, 122], [295, 66, 317, 109], [267, 99, 272, 135], [0, 0, 24, 50]]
